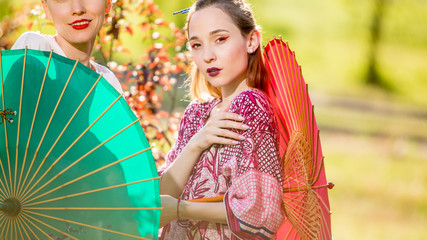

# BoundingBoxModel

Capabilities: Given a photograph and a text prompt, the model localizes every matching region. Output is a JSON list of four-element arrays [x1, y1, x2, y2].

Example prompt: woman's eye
[[191, 43, 201, 49], [216, 36, 229, 43]]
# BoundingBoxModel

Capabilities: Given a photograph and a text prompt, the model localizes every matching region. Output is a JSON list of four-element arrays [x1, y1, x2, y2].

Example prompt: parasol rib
[[283, 228, 292, 240], [0, 185, 6, 200], [0, 216, 6, 237], [25, 146, 153, 204], [286, 207, 314, 239], [20, 212, 53, 240], [271, 41, 298, 131], [313, 141, 324, 185], [17, 74, 103, 199], [16, 50, 53, 200], [25, 207, 163, 211], [19, 93, 124, 201], [272, 40, 295, 131], [0, 50, 13, 199], [264, 56, 290, 150], [286, 48, 302, 133], [0, 215, 5, 231], [308, 107, 317, 181], [303, 85, 311, 148], [14, 216, 25, 240], [35, 74, 103, 171], [285, 190, 323, 239], [305, 85, 313, 163], [24, 210, 152, 240], [21, 211, 78, 240], [285, 205, 315, 239], [285, 47, 302, 134], [312, 189, 333, 216], [13, 217, 18, 240], [13, 47, 28, 198], [265, 73, 289, 150], [9, 218, 14, 240], [317, 202, 331, 240], [301, 81, 310, 146], [18, 59, 79, 200], [16, 215, 31, 240], [17, 74, 102, 200], [2, 217, 10, 239], [266, 40, 293, 135], [25, 176, 161, 207], [0, 162, 9, 199], [18, 214, 38, 239], [22, 118, 140, 203]]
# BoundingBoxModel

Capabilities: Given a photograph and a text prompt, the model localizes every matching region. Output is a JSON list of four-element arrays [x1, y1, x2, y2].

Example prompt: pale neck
[[54, 35, 95, 68], [218, 78, 250, 110]]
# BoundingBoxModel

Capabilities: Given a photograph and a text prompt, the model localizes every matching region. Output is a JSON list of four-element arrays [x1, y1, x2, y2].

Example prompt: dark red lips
[[70, 19, 91, 30], [207, 67, 221, 77]]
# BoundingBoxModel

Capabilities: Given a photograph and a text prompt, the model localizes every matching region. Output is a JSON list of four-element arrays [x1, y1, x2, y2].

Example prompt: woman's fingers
[[211, 136, 241, 145], [210, 111, 245, 122], [207, 119, 249, 132], [216, 128, 245, 140]]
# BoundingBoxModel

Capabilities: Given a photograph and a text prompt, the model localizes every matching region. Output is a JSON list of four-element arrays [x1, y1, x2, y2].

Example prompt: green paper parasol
[[0, 49, 161, 239]]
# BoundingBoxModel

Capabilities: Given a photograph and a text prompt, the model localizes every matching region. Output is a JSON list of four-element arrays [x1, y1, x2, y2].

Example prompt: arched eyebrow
[[189, 29, 230, 41]]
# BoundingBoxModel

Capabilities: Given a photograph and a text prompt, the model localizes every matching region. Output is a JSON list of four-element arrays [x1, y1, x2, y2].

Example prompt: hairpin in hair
[[173, 8, 190, 15]]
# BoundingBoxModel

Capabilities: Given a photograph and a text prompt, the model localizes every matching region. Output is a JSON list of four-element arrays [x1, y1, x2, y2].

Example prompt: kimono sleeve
[[222, 91, 285, 239], [158, 102, 198, 175]]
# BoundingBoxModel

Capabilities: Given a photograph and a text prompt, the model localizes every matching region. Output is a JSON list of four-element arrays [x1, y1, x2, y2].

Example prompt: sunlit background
[[1, 0, 427, 239]]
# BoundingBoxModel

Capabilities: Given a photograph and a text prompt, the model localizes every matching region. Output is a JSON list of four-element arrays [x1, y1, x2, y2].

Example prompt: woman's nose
[[72, 0, 86, 15], [203, 47, 216, 63]]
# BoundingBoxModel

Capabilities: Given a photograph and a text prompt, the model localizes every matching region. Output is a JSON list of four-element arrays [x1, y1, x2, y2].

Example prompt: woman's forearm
[[159, 141, 203, 198], [180, 201, 228, 224]]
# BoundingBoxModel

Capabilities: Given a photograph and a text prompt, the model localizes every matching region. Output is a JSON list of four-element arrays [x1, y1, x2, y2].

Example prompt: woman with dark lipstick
[[12, 0, 122, 93], [158, 0, 285, 239]]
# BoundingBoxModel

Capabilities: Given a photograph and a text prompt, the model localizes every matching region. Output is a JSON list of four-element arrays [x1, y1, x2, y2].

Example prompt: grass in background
[[2, 0, 427, 239], [324, 132, 427, 240]]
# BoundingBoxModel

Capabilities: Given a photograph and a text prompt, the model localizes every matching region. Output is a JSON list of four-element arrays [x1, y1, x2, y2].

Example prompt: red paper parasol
[[264, 37, 333, 240]]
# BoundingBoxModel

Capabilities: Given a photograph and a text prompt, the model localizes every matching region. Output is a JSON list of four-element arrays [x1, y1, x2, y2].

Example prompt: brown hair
[[185, 0, 268, 102]]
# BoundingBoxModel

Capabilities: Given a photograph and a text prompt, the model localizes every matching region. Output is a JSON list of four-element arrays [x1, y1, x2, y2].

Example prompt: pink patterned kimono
[[159, 89, 285, 239]]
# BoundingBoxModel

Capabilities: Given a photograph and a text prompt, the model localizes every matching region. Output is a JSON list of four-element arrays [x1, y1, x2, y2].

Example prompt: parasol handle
[[185, 182, 336, 201], [0, 198, 21, 217], [187, 196, 224, 202], [185, 182, 335, 201], [283, 182, 335, 193]]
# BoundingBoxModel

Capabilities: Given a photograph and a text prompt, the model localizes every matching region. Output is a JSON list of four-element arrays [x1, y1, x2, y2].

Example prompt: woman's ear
[[105, 0, 112, 14], [41, 0, 52, 20], [247, 29, 261, 54]]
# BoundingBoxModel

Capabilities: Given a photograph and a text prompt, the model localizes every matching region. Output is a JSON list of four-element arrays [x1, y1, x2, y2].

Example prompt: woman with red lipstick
[[158, 0, 285, 239], [12, 0, 122, 93]]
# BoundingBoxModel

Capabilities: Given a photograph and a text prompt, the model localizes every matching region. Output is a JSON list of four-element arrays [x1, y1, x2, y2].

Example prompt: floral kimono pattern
[[159, 89, 285, 240]]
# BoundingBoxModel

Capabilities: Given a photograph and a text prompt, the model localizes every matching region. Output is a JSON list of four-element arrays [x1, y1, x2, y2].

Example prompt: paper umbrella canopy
[[0, 49, 161, 239], [264, 37, 333, 240]]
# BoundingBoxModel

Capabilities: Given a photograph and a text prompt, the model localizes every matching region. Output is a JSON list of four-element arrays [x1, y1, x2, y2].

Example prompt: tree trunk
[[366, 0, 387, 86]]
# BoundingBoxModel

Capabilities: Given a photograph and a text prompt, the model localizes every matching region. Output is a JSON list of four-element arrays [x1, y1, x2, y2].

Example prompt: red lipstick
[[70, 19, 91, 30], [207, 67, 222, 77]]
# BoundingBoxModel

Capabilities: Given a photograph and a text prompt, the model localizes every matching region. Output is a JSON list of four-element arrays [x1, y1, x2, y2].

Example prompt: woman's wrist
[[176, 197, 181, 220], [186, 137, 204, 154], [175, 200, 228, 224], [178, 199, 188, 219]]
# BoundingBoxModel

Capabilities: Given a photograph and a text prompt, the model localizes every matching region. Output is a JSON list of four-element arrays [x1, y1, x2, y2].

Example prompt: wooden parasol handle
[[187, 196, 224, 202]]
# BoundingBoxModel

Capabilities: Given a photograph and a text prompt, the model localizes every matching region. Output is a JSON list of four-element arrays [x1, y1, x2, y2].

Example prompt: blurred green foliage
[[1, 0, 427, 239]]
